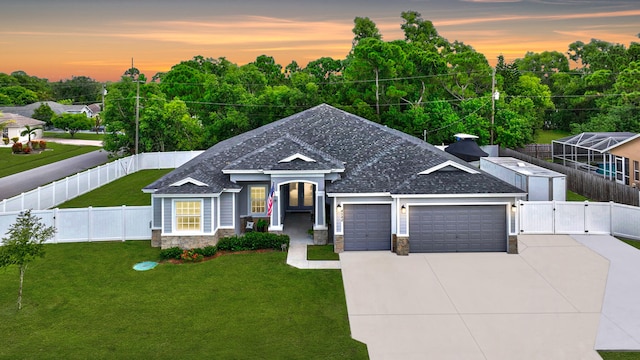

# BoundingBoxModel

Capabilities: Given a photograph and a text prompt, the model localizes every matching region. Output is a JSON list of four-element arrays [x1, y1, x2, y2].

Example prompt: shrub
[[39, 140, 46, 149], [31, 141, 40, 150], [159, 247, 182, 260], [11, 137, 18, 144], [193, 246, 217, 257], [11, 142, 22, 154], [2, 137, 8, 145], [23, 146, 32, 154], [217, 232, 290, 252]]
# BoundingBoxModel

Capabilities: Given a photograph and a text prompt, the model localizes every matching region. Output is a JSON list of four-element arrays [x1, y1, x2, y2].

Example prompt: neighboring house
[[87, 103, 102, 117], [552, 132, 640, 186], [0, 101, 93, 118], [144, 104, 525, 254], [0, 113, 45, 144]]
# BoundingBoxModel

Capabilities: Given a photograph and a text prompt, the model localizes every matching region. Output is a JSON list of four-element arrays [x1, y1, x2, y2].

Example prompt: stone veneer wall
[[395, 236, 409, 256], [508, 235, 518, 254], [151, 229, 161, 247], [159, 228, 237, 250], [313, 229, 328, 245], [334, 235, 344, 253]]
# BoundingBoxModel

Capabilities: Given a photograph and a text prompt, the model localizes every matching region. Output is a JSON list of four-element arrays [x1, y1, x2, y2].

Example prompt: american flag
[[267, 182, 275, 216]]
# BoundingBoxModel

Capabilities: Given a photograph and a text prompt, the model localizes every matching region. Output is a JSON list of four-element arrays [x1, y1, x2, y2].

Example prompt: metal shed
[[552, 132, 640, 184], [480, 157, 566, 201]]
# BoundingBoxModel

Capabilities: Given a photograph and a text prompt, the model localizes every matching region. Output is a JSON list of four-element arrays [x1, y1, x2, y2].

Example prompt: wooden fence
[[516, 144, 552, 160], [501, 147, 640, 206]]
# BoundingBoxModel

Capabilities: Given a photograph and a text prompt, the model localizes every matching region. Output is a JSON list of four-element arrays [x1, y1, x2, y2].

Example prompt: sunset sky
[[1, 0, 639, 82]]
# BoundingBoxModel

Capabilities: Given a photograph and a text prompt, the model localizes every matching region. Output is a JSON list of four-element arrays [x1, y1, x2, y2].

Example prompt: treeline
[[2, 11, 639, 154]]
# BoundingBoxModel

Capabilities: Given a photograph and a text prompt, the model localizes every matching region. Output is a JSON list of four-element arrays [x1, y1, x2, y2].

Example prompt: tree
[[32, 103, 56, 127], [51, 76, 102, 104], [52, 113, 93, 137], [20, 124, 42, 147], [352, 16, 381, 47], [0, 210, 56, 310]]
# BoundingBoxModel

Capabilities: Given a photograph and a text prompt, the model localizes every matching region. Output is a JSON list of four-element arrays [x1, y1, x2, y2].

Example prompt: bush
[[193, 246, 217, 257], [217, 232, 290, 252], [11, 137, 18, 144], [31, 141, 40, 150], [180, 249, 203, 262], [11, 142, 22, 154], [23, 146, 32, 154], [2, 137, 8, 145], [39, 140, 47, 149], [159, 247, 182, 260]]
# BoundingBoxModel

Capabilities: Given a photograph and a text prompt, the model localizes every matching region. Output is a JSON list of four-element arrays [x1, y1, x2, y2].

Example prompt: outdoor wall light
[[337, 204, 342, 211], [401, 205, 406, 214], [511, 204, 517, 212]]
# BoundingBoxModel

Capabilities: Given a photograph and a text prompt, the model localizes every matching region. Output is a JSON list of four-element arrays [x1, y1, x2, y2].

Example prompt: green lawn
[[308, 245, 340, 261], [567, 190, 589, 201], [0, 143, 101, 178], [0, 241, 368, 359], [44, 131, 105, 141], [535, 129, 571, 144], [57, 169, 172, 208], [617, 237, 640, 250], [600, 352, 640, 359]]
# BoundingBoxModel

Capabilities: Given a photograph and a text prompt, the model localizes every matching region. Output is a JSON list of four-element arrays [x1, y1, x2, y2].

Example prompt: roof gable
[[170, 177, 208, 187], [419, 160, 480, 175], [279, 153, 316, 163]]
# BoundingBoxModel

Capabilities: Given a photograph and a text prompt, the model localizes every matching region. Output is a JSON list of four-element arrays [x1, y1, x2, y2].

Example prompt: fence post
[[21, 192, 25, 211], [88, 206, 92, 242], [1, 199, 5, 212], [584, 200, 589, 234], [552, 200, 556, 234], [37, 186, 41, 210], [53, 208, 59, 244], [610, 201, 614, 236], [122, 205, 127, 241]]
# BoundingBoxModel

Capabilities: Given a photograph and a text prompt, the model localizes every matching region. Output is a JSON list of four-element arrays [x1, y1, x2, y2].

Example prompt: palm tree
[[20, 125, 42, 148]]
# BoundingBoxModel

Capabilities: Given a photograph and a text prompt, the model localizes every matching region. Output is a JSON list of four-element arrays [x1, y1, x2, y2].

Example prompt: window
[[175, 200, 202, 232], [250, 186, 267, 214], [2, 127, 7, 138], [635, 161, 639, 182]]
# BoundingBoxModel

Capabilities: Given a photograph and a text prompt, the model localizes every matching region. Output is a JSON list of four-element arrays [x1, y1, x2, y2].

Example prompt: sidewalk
[[42, 137, 103, 147], [282, 213, 341, 270]]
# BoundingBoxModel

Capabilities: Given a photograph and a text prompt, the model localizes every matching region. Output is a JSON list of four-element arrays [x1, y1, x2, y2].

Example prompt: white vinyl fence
[[0, 151, 203, 213], [518, 200, 640, 240], [0, 206, 152, 243]]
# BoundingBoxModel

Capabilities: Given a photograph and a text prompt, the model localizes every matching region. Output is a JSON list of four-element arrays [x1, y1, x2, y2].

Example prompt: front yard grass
[[0, 143, 100, 178], [599, 352, 640, 359], [0, 241, 368, 359], [44, 131, 105, 141], [307, 245, 340, 261], [57, 169, 172, 208], [567, 190, 589, 201]]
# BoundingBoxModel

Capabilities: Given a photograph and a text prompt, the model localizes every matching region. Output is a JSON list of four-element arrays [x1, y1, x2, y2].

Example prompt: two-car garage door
[[409, 205, 507, 252]]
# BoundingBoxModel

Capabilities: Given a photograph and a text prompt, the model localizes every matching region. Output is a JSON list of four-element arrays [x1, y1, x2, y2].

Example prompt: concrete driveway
[[340, 235, 609, 360]]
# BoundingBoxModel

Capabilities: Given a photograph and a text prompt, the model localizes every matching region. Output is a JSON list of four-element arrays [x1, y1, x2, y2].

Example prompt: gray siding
[[220, 192, 234, 227], [212, 197, 218, 230], [152, 196, 162, 229], [203, 198, 212, 233], [163, 199, 172, 233]]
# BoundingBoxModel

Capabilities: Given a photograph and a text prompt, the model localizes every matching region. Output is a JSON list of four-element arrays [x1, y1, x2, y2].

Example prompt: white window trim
[[248, 184, 269, 216], [172, 199, 204, 234]]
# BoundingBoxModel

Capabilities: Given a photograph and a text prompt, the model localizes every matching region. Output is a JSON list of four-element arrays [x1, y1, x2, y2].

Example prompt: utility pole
[[133, 57, 140, 155], [490, 66, 496, 145]]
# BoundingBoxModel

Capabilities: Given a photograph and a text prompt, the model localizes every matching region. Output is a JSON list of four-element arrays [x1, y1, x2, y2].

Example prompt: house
[[144, 104, 525, 254], [0, 101, 94, 119], [552, 132, 640, 186], [0, 113, 45, 144]]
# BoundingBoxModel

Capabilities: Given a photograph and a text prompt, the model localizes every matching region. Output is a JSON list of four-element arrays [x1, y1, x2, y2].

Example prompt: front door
[[287, 182, 314, 211]]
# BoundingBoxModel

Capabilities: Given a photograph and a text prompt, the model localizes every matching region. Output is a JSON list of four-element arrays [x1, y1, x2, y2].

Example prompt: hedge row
[[158, 232, 290, 260]]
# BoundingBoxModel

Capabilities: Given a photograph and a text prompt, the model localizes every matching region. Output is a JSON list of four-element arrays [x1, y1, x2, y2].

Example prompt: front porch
[[282, 212, 340, 269]]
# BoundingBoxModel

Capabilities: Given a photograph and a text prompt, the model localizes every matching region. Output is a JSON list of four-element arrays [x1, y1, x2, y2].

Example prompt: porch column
[[315, 190, 326, 229]]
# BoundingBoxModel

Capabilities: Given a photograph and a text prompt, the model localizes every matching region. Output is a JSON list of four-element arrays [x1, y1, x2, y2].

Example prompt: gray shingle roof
[[0, 113, 46, 128], [146, 104, 523, 196]]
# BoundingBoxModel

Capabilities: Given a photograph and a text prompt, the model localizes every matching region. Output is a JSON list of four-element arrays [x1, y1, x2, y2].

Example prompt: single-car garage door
[[344, 204, 391, 251], [409, 205, 506, 252]]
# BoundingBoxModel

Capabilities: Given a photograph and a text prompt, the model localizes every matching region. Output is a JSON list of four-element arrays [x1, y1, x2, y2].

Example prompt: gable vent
[[170, 177, 208, 187], [419, 160, 480, 175], [278, 153, 316, 163]]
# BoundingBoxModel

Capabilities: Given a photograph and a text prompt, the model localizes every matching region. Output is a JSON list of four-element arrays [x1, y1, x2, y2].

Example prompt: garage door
[[344, 204, 391, 251], [409, 205, 506, 253]]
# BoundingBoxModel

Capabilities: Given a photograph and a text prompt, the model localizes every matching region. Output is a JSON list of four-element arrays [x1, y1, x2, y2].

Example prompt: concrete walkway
[[282, 213, 341, 270], [340, 235, 608, 360], [573, 234, 640, 351], [42, 137, 103, 147]]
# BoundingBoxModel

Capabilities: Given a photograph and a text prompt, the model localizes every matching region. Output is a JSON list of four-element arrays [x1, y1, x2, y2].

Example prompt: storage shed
[[480, 157, 566, 201]]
